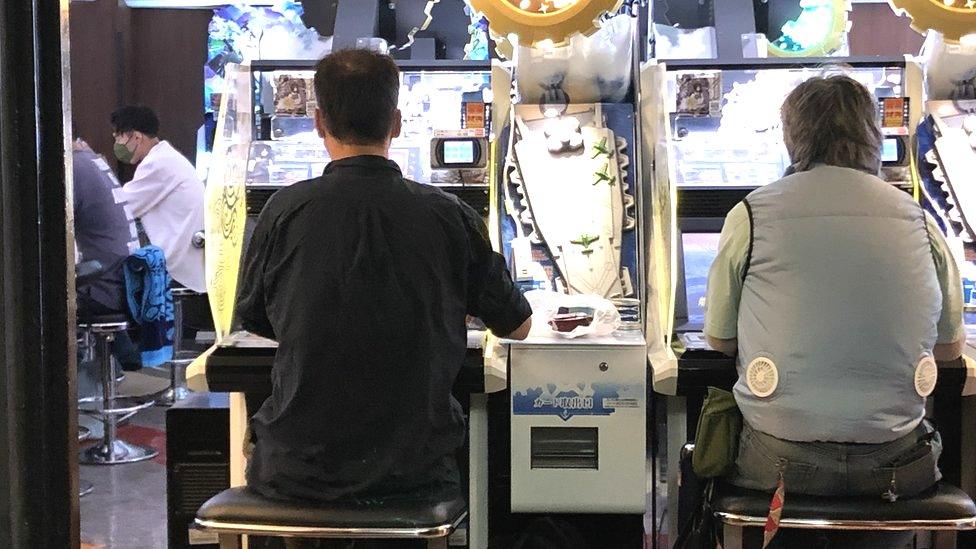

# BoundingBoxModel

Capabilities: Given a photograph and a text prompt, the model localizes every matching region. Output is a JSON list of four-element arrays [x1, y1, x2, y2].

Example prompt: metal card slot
[[531, 427, 598, 469]]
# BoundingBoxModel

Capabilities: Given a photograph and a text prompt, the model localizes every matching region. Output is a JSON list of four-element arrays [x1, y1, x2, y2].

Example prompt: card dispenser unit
[[509, 337, 647, 514], [531, 427, 599, 469]]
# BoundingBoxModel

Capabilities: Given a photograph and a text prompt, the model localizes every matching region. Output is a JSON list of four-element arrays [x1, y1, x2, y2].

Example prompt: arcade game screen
[[667, 66, 904, 188], [248, 69, 491, 187], [682, 232, 721, 326]]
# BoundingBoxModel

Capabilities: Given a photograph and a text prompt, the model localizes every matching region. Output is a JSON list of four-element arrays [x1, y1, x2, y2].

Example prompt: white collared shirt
[[122, 140, 206, 292]]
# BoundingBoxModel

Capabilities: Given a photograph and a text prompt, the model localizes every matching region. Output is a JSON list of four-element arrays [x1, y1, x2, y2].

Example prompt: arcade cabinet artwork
[[506, 104, 637, 298], [916, 33, 976, 309], [473, 0, 655, 536]]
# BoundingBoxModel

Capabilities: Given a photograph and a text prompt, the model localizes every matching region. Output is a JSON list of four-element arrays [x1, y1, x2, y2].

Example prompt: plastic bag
[[515, 14, 634, 105], [919, 31, 976, 101], [524, 290, 621, 339]]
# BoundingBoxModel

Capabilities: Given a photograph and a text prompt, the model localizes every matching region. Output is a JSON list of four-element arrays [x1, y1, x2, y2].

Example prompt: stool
[[195, 487, 468, 548], [78, 427, 94, 497], [78, 315, 157, 465], [713, 481, 976, 549], [156, 287, 200, 406]]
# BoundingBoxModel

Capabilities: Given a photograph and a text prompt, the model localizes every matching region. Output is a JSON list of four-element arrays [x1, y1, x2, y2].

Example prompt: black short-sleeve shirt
[[236, 155, 531, 501]]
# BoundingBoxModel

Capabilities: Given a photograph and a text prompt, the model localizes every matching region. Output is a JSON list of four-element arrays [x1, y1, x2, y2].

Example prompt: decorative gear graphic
[[888, 0, 976, 43], [767, 0, 851, 58], [467, 0, 622, 48]]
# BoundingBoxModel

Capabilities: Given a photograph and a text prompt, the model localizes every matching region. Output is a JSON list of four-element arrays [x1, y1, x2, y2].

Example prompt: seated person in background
[[73, 135, 141, 371], [110, 105, 206, 294], [705, 75, 964, 504], [236, 49, 532, 510]]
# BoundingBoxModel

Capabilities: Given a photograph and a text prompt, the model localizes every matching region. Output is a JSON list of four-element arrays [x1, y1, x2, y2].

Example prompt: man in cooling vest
[[705, 75, 964, 507]]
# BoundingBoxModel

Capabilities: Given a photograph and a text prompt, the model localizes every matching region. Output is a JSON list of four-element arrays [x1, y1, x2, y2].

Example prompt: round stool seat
[[78, 426, 92, 442], [171, 287, 200, 298], [78, 313, 129, 333]]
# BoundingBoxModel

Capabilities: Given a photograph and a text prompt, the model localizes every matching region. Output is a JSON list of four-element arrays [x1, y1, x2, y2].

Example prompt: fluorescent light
[[123, 0, 275, 8]]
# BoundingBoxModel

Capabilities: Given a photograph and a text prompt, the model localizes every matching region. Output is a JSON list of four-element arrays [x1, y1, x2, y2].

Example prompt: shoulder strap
[[134, 218, 151, 247], [742, 199, 755, 283]]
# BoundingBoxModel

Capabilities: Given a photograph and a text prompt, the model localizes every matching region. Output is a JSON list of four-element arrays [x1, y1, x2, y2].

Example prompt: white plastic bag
[[919, 31, 976, 101], [524, 290, 621, 339], [515, 14, 634, 105]]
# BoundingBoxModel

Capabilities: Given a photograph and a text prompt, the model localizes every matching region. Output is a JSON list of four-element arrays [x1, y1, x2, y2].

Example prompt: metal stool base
[[156, 386, 191, 407], [80, 439, 157, 465], [79, 480, 94, 498]]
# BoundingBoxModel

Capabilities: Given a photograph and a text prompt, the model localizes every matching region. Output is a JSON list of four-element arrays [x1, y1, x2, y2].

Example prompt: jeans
[[728, 420, 941, 548], [729, 419, 942, 499]]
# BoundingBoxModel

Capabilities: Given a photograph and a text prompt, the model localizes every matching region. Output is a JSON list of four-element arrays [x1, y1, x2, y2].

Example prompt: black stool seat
[[714, 481, 976, 529], [196, 487, 468, 538], [170, 287, 200, 298], [78, 313, 128, 327]]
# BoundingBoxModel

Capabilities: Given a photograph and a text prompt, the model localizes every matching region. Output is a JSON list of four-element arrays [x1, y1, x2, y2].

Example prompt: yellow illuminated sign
[[469, 0, 622, 47], [204, 65, 251, 340]]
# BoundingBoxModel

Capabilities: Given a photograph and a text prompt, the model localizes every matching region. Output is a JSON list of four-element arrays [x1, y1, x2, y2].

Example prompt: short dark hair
[[781, 75, 882, 174], [314, 49, 400, 145], [110, 105, 160, 137]]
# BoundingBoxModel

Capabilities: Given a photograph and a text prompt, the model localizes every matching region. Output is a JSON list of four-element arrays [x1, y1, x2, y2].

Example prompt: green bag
[[692, 387, 743, 478]]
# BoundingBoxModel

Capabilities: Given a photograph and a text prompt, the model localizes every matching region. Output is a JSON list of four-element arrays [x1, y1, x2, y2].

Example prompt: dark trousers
[[77, 292, 141, 370]]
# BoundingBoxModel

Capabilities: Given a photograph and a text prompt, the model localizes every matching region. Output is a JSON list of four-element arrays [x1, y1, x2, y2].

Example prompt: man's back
[[736, 166, 942, 443], [237, 156, 530, 501], [123, 141, 206, 291], [73, 148, 139, 311]]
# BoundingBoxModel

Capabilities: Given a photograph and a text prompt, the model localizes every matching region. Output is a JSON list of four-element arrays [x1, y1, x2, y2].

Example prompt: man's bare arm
[[707, 335, 737, 357], [934, 338, 964, 362]]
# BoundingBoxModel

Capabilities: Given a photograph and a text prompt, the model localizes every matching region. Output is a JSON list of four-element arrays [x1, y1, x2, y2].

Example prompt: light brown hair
[[781, 74, 882, 174]]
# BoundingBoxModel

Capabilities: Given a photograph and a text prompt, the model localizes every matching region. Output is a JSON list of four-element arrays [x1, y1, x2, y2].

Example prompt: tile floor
[[79, 370, 170, 549]]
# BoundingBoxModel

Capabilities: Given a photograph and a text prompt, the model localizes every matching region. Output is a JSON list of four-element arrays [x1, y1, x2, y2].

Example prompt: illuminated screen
[[882, 138, 899, 163], [443, 141, 476, 165], [683, 233, 721, 326]]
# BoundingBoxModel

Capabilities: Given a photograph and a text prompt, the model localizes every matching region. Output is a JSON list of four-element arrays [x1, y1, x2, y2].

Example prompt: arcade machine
[[183, 2, 499, 547], [643, 1, 924, 543], [193, 59, 494, 540], [906, 5, 976, 511], [467, 0, 665, 546]]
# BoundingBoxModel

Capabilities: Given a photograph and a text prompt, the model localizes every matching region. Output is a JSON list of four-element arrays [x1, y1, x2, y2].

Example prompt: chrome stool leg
[[80, 330, 157, 465], [157, 295, 191, 406]]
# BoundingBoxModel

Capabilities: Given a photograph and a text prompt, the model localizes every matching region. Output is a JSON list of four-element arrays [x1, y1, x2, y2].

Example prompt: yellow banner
[[204, 64, 251, 341]]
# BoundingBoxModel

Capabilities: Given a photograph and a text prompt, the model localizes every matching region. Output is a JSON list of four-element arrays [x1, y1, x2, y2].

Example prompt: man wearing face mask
[[110, 105, 206, 293]]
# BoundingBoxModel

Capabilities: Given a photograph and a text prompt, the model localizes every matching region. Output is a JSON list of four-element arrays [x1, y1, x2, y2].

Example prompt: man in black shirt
[[236, 49, 532, 504]]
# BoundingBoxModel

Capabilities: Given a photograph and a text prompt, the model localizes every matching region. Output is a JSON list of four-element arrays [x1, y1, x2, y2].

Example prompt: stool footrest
[[78, 396, 155, 416]]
